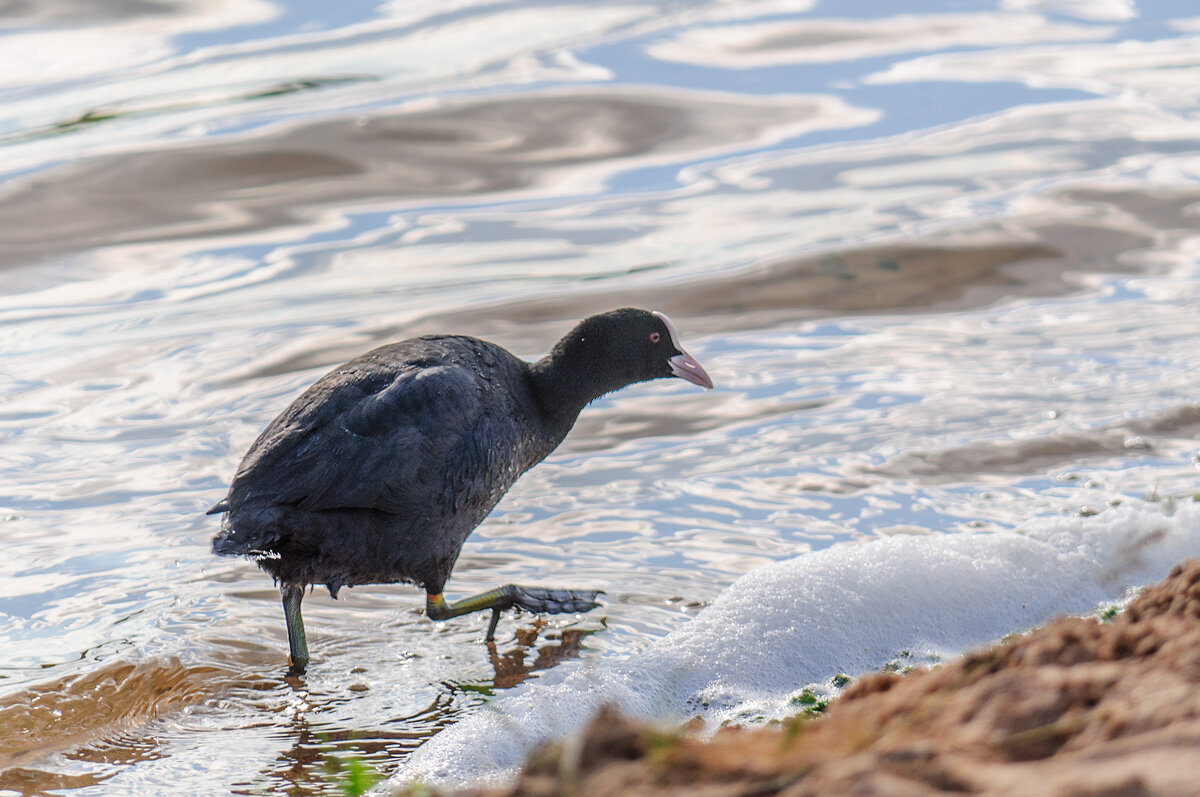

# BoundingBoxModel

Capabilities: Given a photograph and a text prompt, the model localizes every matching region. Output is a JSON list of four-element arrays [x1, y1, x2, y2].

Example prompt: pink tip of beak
[[669, 352, 714, 390], [652, 310, 714, 390]]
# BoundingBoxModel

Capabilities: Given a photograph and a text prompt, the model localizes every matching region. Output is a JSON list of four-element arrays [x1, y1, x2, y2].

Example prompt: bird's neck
[[528, 349, 621, 437]]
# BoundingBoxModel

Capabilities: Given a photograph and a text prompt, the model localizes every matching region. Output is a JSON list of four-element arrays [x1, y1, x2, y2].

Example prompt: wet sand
[[0, 660, 226, 789]]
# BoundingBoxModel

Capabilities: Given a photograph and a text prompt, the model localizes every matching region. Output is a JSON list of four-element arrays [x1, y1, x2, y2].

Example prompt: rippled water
[[2, 1, 1199, 793]]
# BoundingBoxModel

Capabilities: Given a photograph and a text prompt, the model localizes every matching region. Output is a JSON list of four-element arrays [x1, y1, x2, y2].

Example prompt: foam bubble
[[391, 499, 1200, 790]]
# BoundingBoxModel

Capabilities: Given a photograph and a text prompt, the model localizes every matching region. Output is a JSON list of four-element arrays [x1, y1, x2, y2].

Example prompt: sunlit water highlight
[[1, 1, 1199, 794]]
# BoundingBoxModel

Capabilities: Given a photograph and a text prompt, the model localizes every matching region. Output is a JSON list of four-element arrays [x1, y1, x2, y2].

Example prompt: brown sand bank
[[421, 557, 1200, 797]]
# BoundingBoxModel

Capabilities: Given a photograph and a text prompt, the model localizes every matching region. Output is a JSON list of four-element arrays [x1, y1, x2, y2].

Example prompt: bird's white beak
[[669, 351, 714, 390], [653, 310, 714, 390]]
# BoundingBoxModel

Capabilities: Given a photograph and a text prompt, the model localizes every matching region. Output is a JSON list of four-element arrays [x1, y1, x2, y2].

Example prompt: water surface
[[2, 1, 1199, 793]]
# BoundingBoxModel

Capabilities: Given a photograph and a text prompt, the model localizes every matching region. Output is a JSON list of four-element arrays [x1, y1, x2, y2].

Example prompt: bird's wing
[[230, 359, 509, 516]]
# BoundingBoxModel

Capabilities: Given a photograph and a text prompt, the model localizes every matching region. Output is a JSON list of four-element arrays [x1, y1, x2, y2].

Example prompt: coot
[[209, 308, 713, 674]]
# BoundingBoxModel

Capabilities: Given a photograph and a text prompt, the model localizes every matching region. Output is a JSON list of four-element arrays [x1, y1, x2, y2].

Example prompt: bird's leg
[[281, 583, 310, 675], [426, 585, 602, 642]]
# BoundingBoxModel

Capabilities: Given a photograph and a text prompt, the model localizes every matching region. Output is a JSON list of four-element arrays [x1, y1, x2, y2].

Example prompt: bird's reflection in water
[[259, 618, 595, 794], [487, 618, 595, 689], [260, 693, 428, 796]]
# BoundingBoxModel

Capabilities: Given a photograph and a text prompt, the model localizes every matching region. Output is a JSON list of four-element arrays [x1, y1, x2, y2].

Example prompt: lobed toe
[[513, 586, 602, 614]]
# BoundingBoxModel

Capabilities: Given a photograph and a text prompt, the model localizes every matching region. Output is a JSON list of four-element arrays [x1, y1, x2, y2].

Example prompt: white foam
[[390, 499, 1200, 791]]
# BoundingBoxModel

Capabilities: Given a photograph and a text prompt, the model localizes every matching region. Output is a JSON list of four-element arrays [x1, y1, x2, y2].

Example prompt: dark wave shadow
[[0, 87, 853, 269]]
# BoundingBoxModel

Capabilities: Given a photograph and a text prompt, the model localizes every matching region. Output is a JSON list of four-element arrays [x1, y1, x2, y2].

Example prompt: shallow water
[[2, 1, 1199, 793]]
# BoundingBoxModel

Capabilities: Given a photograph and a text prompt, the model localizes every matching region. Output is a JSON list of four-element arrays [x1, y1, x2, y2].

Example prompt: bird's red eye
[[650, 332, 661, 343]]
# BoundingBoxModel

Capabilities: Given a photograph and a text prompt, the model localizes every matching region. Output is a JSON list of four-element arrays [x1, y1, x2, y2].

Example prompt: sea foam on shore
[[392, 498, 1200, 790]]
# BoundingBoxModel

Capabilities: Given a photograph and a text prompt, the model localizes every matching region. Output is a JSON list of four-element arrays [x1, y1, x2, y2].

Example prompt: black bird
[[209, 308, 713, 674]]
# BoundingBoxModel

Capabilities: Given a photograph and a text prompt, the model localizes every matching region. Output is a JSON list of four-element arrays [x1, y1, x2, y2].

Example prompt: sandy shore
[[408, 554, 1200, 797]]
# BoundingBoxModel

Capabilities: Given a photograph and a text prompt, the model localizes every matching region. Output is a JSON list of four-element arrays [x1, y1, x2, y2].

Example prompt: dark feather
[[209, 309, 710, 597]]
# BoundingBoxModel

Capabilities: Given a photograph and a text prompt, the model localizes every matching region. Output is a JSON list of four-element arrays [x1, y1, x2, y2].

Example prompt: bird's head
[[555, 308, 714, 394]]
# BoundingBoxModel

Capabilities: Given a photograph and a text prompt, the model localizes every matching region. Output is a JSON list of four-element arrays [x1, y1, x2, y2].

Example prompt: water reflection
[[0, 616, 593, 793], [0, 88, 871, 269], [0, 0, 278, 86], [487, 620, 594, 689], [648, 12, 1113, 69], [2, 0, 1200, 794]]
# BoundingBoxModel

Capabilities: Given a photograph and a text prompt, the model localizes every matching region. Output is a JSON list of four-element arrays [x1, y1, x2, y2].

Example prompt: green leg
[[426, 585, 602, 642], [282, 583, 310, 675]]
